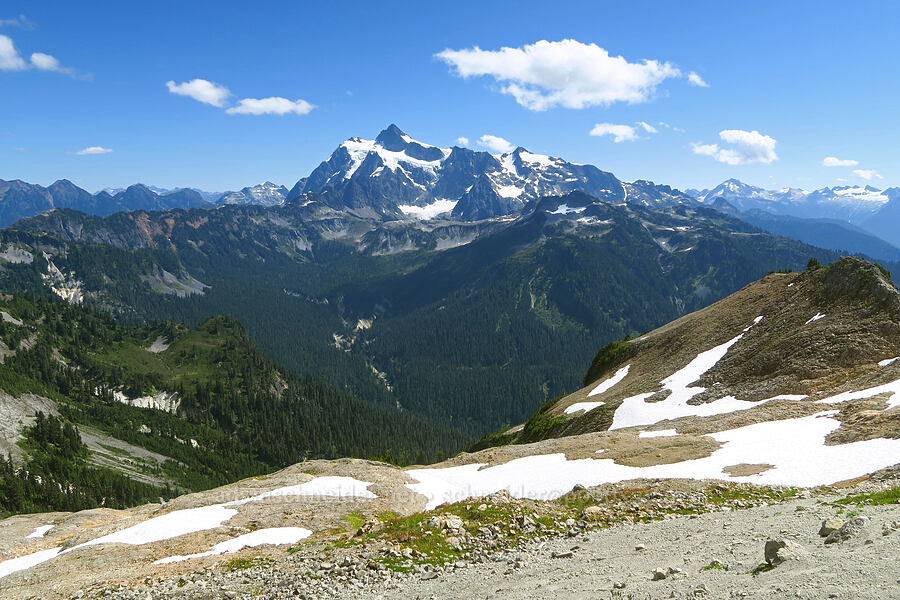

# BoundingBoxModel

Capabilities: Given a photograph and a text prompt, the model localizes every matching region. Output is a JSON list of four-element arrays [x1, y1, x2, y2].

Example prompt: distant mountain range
[[3, 125, 900, 256], [687, 179, 898, 223], [287, 124, 697, 220], [0, 125, 696, 228], [687, 178, 900, 256], [218, 181, 289, 206], [0, 181, 212, 227]]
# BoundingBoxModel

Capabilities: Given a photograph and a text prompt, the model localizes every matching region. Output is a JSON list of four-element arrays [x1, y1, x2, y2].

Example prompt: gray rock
[[819, 518, 844, 537], [582, 506, 603, 521], [765, 538, 807, 565], [825, 516, 870, 545]]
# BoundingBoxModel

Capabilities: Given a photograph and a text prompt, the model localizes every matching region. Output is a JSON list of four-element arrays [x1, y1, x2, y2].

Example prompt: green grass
[[701, 560, 727, 571], [835, 486, 900, 506], [343, 510, 366, 530], [221, 557, 260, 571], [750, 562, 775, 575]]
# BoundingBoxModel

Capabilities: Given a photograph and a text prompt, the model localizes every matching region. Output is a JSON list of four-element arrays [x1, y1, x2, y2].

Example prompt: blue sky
[[1, 1, 897, 193]]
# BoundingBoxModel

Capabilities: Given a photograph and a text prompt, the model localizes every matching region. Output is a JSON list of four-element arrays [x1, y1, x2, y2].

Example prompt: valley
[[0, 256, 897, 599]]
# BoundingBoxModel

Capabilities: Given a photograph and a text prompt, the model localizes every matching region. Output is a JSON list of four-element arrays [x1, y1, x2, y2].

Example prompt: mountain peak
[[374, 124, 409, 151]]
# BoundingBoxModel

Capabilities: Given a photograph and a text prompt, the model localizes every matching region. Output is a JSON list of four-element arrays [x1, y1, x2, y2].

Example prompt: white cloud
[[456, 136, 469, 146], [225, 97, 315, 116], [0, 34, 27, 70], [822, 156, 859, 167], [687, 71, 709, 87], [853, 169, 882, 180], [75, 146, 113, 155], [0, 14, 33, 29], [590, 123, 639, 143], [436, 39, 687, 111], [657, 121, 685, 133], [30, 52, 75, 76], [477, 134, 514, 153], [692, 129, 778, 165], [1, 34, 80, 76], [637, 121, 658, 134], [166, 79, 314, 116], [166, 79, 231, 107]]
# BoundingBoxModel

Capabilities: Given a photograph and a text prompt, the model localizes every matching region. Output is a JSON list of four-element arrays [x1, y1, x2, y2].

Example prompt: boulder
[[825, 516, 870, 544], [764, 538, 807, 565], [582, 506, 603, 521], [819, 518, 844, 537]]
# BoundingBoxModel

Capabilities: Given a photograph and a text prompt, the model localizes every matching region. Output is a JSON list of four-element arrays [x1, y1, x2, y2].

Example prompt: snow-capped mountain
[[691, 178, 895, 223], [218, 182, 289, 207], [288, 125, 692, 221]]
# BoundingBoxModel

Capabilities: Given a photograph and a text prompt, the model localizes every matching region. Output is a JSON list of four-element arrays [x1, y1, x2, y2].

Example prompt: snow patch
[[638, 429, 678, 438], [341, 138, 448, 179], [607, 319, 808, 430], [154, 527, 312, 564], [549, 204, 587, 215], [805, 313, 826, 325], [25, 525, 54, 539], [563, 400, 605, 415], [495, 184, 524, 198], [815, 377, 900, 409], [518, 150, 554, 167], [398, 199, 458, 220], [0, 475, 376, 579], [610, 328, 748, 430], [588, 365, 630, 398], [878, 357, 898, 367], [80, 505, 238, 548], [227, 476, 378, 505], [406, 413, 900, 509], [0, 547, 62, 579]]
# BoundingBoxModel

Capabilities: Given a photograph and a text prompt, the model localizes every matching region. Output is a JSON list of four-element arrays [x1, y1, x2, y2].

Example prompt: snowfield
[[406, 412, 900, 509], [155, 527, 312, 564], [0, 476, 376, 580], [610, 319, 769, 430]]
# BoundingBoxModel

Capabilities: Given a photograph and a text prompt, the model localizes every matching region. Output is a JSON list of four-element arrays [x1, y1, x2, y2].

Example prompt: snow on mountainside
[[288, 124, 678, 221], [694, 178, 894, 223], [218, 182, 289, 206]]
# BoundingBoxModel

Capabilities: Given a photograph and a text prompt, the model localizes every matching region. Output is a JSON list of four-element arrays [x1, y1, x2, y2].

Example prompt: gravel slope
[[353, 495, 900, 600], [79, 481, 899, 600]]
